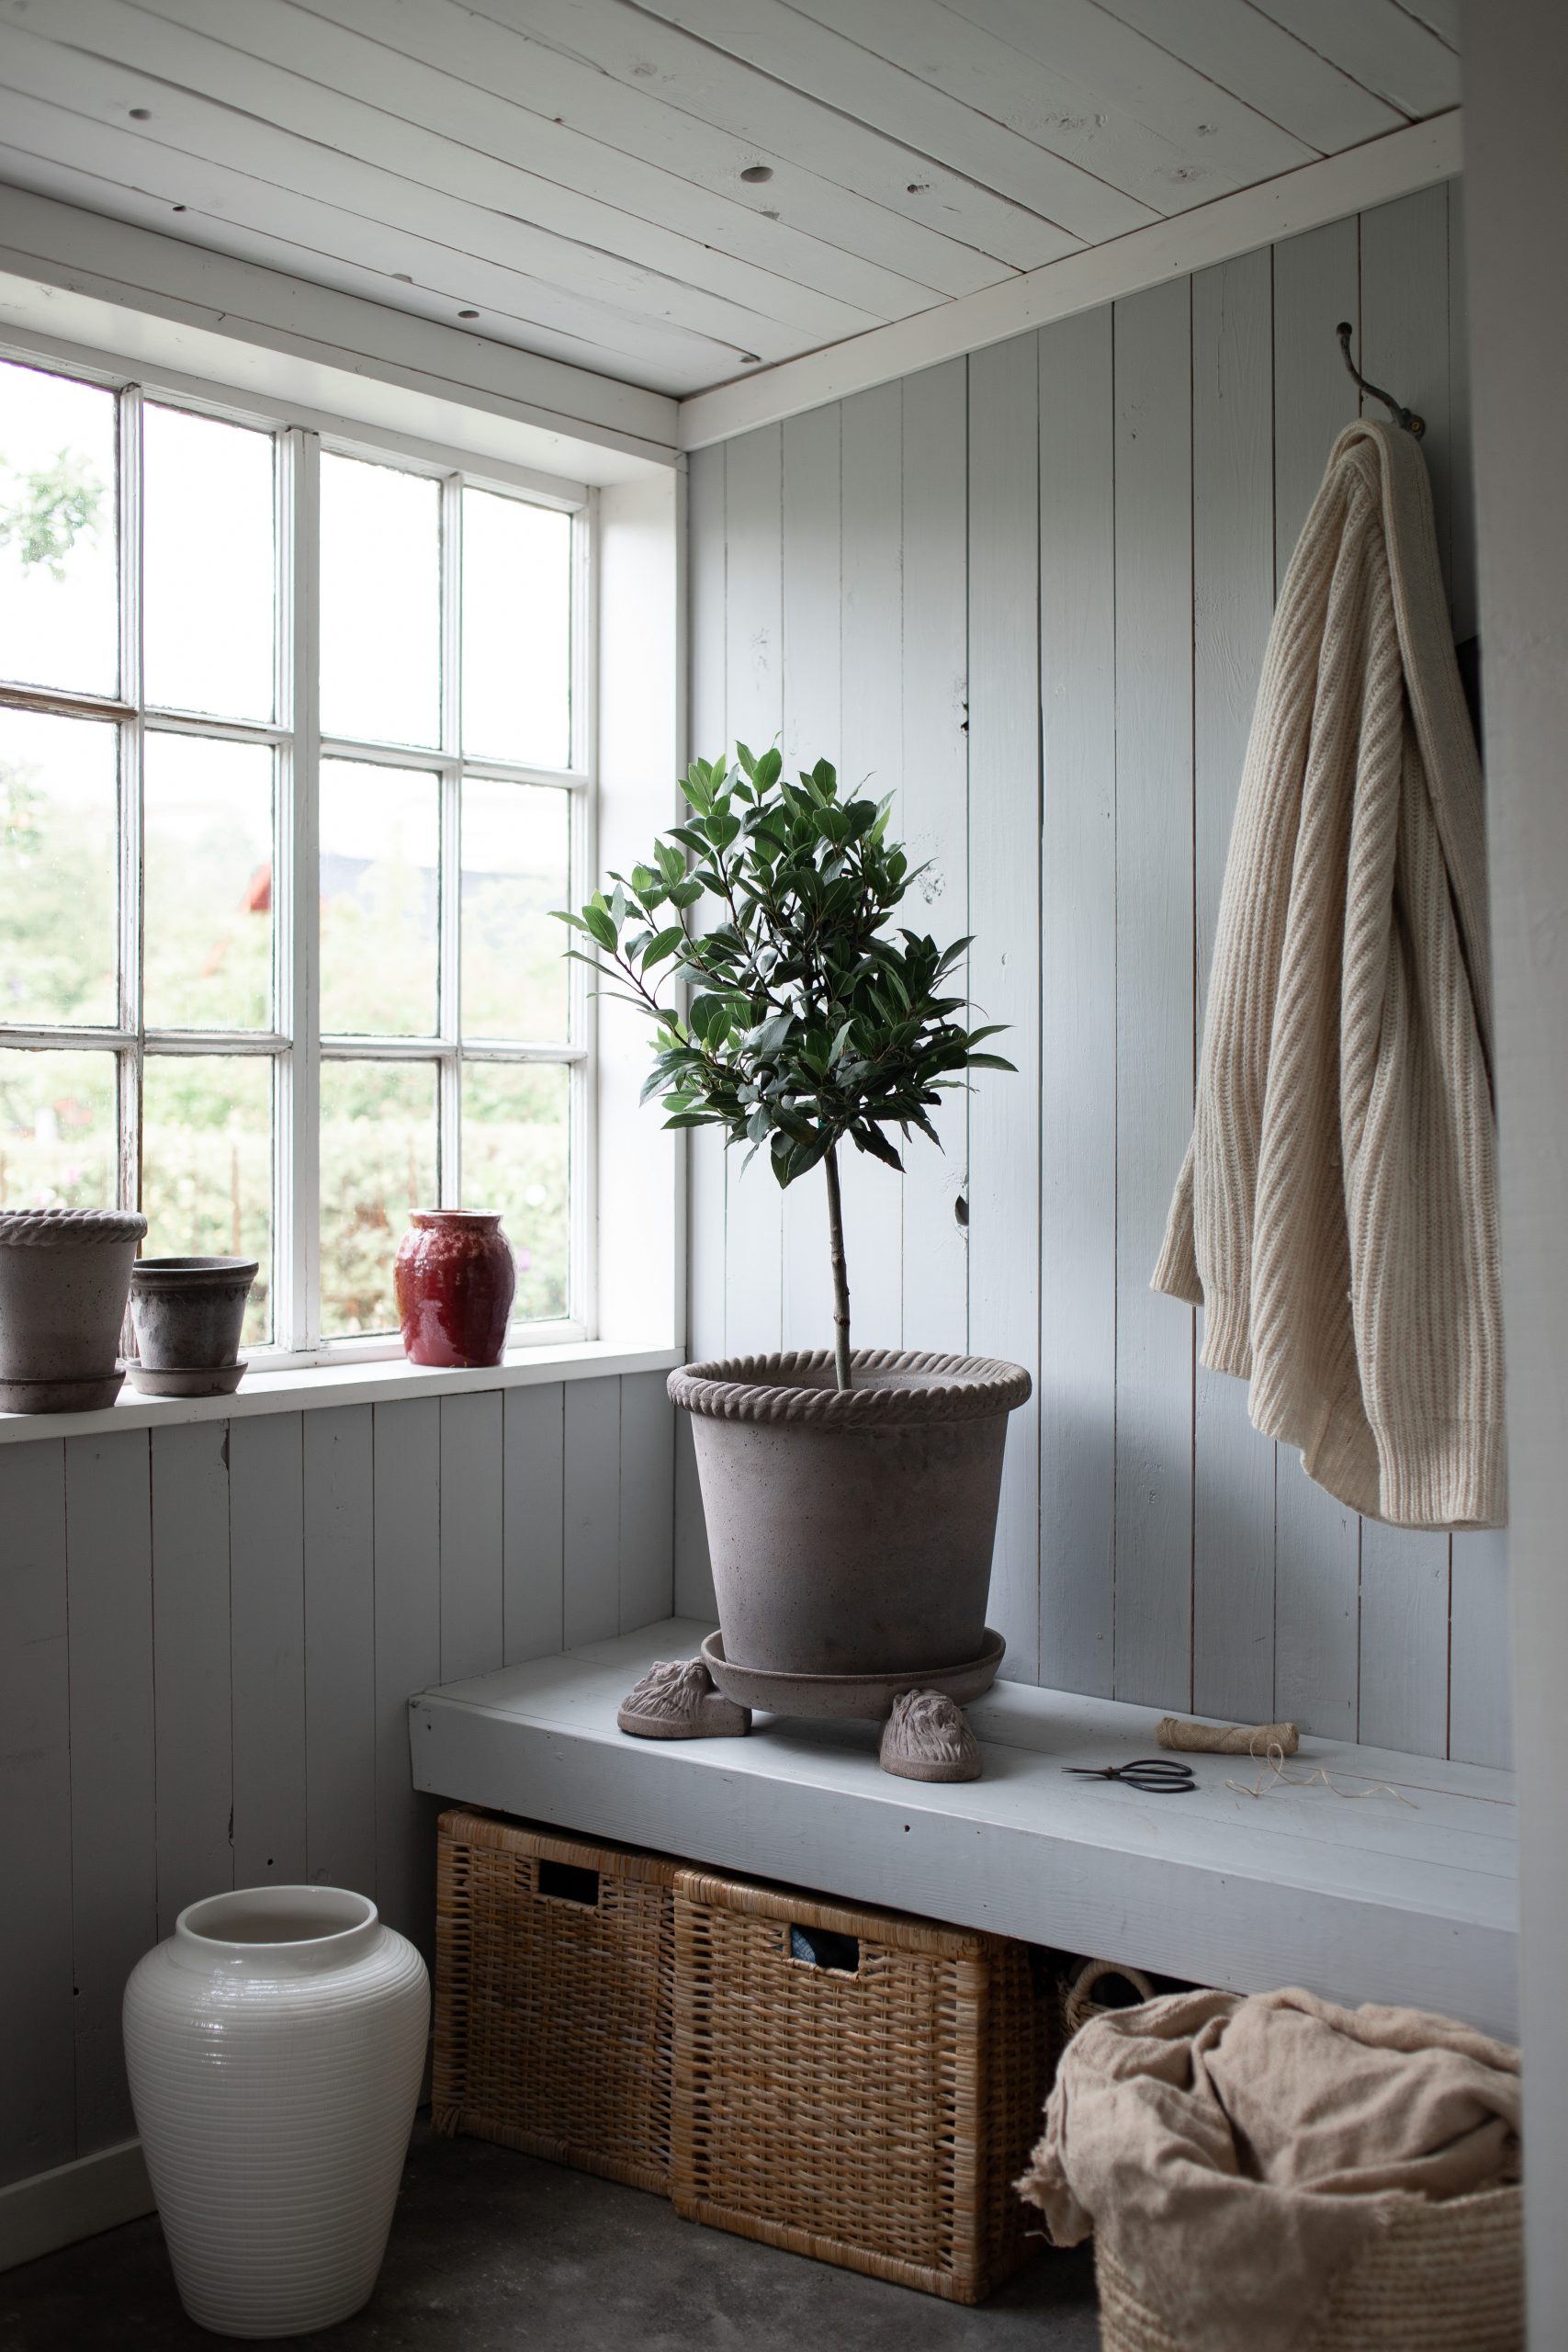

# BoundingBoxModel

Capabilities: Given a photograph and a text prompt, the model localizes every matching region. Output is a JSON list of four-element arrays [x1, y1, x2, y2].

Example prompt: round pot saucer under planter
[[0, 1369, 129, 1413], [700, 1624, 1006, 1720], [127, 1360, 247, 1399]]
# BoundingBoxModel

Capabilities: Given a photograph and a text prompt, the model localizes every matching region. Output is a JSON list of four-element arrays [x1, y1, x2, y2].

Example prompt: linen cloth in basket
[[1016, 1984, 1518, 2352]]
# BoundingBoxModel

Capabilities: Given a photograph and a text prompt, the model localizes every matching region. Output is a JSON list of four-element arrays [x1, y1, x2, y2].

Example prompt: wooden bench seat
[[410, 1617, 1517, 2041]]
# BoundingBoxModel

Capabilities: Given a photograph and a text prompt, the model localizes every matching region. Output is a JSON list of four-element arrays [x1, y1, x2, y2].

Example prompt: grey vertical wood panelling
[[66, 1430, 155, 2151], [151, 1422, 232, 1935], [502, 1381, 565, 1663], [1037, 306, 1116, 1698], [0, 1442, 73, 2187], [371, 1397, 441, 1959], [438, 1390, 504, 1683], [617, 1371, 675, 1632], [1111, 279, 1195, 1709], [303, 1407, 378, 1896], [1190, 250, 1279, 1725], [684, 188, 1509, 1764], [967, 334, 1043, 1683], [230, 1413, 307, 1885], [562, 1374, 621, 1646], [898, 360, 969, 1358]]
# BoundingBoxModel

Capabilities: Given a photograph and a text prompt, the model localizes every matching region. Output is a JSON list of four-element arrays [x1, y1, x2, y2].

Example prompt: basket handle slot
[[789, 1923, 861, 1974], [537, 1859, 601, 1906]]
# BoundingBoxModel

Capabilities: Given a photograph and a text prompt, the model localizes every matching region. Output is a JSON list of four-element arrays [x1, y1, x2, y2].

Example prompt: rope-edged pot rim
[[0, 1208, 148, 1249], [669, 1348, 1032, 1429]]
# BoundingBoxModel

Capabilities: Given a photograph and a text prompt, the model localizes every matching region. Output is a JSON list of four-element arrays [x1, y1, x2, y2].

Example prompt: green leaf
[[966, 1052, 1017, 1071], [582, 905, 617, 951], [746, 1011, 794, 1057]]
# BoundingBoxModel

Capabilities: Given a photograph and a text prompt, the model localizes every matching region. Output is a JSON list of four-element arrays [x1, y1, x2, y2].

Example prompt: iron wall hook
[[1337, 321, 1425, 438]]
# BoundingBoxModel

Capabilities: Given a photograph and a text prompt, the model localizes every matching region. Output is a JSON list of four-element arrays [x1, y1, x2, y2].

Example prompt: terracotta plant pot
[[670, 1349, 1032, 1683], [129, 1257, 258, 1399], [0, 1207, 148, 1413], [394, 1210, 516, 1368]]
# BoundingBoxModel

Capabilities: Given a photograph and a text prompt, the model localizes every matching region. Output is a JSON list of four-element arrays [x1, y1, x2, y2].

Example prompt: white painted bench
[[410, 1617, 1518, 2041]]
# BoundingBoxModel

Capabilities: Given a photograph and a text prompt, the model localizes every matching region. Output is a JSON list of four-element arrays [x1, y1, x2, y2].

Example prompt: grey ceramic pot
[[130, 1258, 257, 1385], [0, 1207, 148, 1412], [670, 1348, 1032, 1679]]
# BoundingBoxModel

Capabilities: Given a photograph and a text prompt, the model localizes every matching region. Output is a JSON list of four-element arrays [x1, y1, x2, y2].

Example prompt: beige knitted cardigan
[[1154, 419, 1504, 1529]]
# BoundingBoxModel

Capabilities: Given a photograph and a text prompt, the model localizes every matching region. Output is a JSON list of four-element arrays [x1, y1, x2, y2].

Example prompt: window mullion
[[439, 472, 463, 1208], [117, 383, 144, 1221], [282, 426, 321, 1351]]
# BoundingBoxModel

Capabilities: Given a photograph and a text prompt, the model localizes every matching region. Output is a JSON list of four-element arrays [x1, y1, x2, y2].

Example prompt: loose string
[[1224, 1735, 1417, 1807]]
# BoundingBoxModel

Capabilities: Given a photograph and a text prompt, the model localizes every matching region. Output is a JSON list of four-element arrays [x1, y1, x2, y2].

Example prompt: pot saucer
[[700, 1626, 1005, 1720], [128, 1360, 247, 1398]]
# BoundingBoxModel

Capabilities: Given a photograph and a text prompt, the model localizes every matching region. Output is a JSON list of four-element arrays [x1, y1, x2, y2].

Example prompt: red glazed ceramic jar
[[394, 1211, 516, 1368]]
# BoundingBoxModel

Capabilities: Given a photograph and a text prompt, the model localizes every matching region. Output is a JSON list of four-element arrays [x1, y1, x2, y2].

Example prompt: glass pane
[[0, 710, 118, 1026], [320, 761, 439, 1036], [320, 1060, 438, 1338], [144, 734, 273, 1031], [0, 1048, 117, 1210], [144, 405, 275, 721], [461, 781, 569, 1041], [321, 453, 439, 748], [142, 1057, 274, 1345], [462, 490, 571, 767], [0, 358, 117, 697], [462, 1062, 568, 1322]]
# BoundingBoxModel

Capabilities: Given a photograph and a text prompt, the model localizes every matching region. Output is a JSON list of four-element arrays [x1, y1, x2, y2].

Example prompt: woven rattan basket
[[671, 1868, 1055, 2303], [434, 1809, 677, 2193], [1096, 2185, 1523, 2352]]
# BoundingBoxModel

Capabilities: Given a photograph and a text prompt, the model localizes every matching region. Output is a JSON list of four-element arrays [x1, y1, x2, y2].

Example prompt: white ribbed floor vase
[[123, 1886, 429, 2338]]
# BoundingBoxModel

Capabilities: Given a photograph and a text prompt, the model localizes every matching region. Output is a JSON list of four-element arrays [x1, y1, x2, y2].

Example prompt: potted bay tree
[[560, 746, 1030, 1773]]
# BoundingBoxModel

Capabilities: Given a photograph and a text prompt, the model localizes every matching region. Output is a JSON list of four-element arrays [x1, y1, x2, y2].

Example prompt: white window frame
[[0, 342, 597, 1366]]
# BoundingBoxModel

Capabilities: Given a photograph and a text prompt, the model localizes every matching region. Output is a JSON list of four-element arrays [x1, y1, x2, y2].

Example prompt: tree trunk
[[823, 1143, 852, 1391]]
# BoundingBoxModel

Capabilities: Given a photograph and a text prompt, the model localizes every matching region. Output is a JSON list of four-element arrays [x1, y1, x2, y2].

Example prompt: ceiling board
[[0, 0, 1462, 404]]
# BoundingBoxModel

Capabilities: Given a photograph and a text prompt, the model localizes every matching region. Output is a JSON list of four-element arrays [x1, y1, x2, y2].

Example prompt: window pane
[[321, 762, 438, 1036], [320, 1060, 437, 1338], [462, 490, 571, 767], [0, 710, 118, 1026], [0, 359, 117, 697], [321, 454, 439, 748], [143, 735, 273, 1031], [0, 1048, 118, 1209], [142, 1057, 273, 1345], [144, 405, 275, 721], [462, 1062, 568, 1322], [461, 781, 569, 1041]]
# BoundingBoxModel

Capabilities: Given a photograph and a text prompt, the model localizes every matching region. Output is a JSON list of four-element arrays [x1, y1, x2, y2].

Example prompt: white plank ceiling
[[0, 0, 1461, 398]]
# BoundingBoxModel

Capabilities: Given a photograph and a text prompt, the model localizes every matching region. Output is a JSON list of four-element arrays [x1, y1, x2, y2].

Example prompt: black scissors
[[1063, 1758, 1197, 1794]]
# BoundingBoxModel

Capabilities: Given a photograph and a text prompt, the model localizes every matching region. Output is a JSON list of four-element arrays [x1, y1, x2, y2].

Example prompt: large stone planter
[[670, 1348, 1032, 1681], [0, 1207, 147, 1412]]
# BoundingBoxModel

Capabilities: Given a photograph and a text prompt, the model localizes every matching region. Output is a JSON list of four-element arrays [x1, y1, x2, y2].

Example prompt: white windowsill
[[0, 1340, 683, 1446]]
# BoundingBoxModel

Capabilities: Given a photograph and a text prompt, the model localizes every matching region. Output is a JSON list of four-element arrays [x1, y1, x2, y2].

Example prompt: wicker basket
[[1096, 2185, 1523, 2352], [671, 1868, 1055, 2303], [1060, 1956, 1157, 2041], [434, 1808, 677, 2194]]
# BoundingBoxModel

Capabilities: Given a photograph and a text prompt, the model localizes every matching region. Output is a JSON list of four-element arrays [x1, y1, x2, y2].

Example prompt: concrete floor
[[1, 2123, 1101, 2351]]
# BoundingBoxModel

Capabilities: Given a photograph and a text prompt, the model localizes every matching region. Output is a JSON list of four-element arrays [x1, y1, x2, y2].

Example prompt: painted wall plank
[[779, 400, 842, 1357], [438, 1391, 504, 1685], [1360, 185, 1454, 598], [0, 1442, 73, 2186], [371, 1397, 441, 1958], [719, 423, 784, 1357], [967, 331, 1042, 1681], [1450, 1532, 1512, 1770], [229, 1414, 306, 1885], [837, 379, 907, 1353], [1269, 216, 1364, 1740], [617, 1371, 675, 1632], [898, 358, 970, 1359], [502, 1381, 565, 1664], [1037, 304, 1116, 1698], [1190, 248, 1280, 1724], [1090, 0, 1405, 153], [65, 1430, 154, 2151], [150, 1422, 232, 1935], [1111, 278, 1195, 1709], [1245, 0, 1461, 120], [562, 1375, 622, 1647], [302, 1406, 377, 1895], [672, 1412, 713, 1622], [1359, 1521, 1451, 1757]]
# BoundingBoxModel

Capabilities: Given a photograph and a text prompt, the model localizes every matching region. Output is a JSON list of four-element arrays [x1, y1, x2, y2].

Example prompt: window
[[0, 353, 589, 1362]]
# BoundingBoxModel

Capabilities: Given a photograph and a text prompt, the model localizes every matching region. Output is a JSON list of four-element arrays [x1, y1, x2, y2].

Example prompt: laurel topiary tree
[[558, 742, 1012, 1392]]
